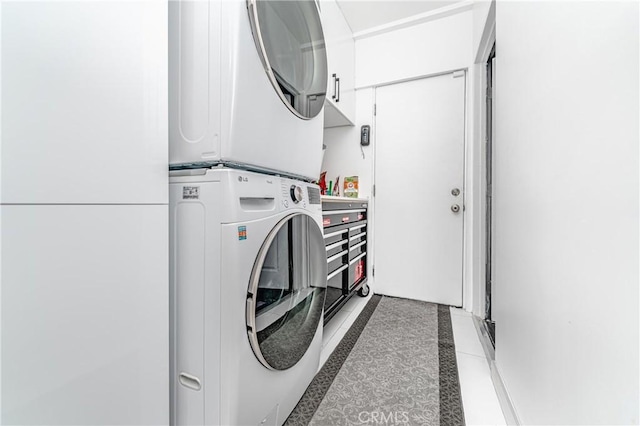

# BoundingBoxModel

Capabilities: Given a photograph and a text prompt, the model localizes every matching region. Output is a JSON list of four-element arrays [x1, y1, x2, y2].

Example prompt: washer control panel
[[280, 180, 317, 210]]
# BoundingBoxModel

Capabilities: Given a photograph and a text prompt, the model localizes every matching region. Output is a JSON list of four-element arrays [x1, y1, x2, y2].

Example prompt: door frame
[[474, 8, 496, 320], [483, 44, 496, 345], [371, 69, 469, 306]]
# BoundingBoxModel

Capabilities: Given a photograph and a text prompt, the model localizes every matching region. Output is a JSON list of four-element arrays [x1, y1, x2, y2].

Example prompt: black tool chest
[[322, 197, 369, 324]]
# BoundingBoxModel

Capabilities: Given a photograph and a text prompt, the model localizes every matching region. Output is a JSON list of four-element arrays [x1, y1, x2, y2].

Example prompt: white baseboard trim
[[490, 362, 521, 425], [472, 316, 521, 425]]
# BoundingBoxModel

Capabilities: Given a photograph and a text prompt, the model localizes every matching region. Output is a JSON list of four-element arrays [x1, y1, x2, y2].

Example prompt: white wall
[[322, 88, 375, 283], [322, 10, 478, 307], [322, 89, 374, 198], [355, 11, 472, 88], [494, 2, 639, 423]]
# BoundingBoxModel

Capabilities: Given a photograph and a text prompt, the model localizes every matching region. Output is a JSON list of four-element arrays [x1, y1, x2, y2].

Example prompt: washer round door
[[246, 213, 328, 370], [247, 0, 328, 119]]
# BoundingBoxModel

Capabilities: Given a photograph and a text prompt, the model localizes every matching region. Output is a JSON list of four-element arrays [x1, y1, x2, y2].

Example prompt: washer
[[170, 168, 327, 426], [169, 0, 328, 181]]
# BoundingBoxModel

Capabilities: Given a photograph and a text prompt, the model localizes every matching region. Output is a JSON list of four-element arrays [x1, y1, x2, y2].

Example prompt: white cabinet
[[0, 2, 168, 204], [0, 205, 169, 425], [321, 0, 355, 128]]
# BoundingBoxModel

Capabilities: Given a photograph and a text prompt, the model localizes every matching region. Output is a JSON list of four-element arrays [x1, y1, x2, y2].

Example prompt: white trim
[[352, 0, 474, 41], [472, 316, 521, 425], [355, 68, 467, 91], [472, 0, 496, 318], [491, 364, 521, 425], [0, 1, 3, 415], [461, 67, 471, 311], [474, 1, 496, 64]]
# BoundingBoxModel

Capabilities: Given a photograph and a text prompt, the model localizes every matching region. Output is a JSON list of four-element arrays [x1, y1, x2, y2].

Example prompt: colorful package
[[344, 176, 359, 198]]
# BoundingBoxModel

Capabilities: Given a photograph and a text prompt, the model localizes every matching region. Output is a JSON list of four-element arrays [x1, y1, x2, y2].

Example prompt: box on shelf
[[344, 176, 359, 198]]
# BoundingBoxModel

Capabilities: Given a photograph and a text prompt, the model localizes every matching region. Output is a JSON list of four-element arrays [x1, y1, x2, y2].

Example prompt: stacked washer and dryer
[[169, 1, 329, 425]]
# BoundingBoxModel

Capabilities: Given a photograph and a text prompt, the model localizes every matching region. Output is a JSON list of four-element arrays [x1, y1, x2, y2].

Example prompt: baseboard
[[472, 316, 521, 425], [490, 363, 521, 425]]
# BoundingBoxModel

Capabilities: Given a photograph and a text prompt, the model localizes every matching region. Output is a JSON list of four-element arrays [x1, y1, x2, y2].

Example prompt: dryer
[[169, 0, 328, 181], [170, 168, 327, 426]]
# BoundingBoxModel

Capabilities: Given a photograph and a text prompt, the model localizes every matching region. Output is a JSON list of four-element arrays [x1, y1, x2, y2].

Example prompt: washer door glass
[[247, 213, 327, 370], [248, 0, 328, 119]]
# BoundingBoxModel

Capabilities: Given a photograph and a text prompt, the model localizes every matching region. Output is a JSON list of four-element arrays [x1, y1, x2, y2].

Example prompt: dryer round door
[[246, 213, 328, 370], [247, 0, 328, 119]]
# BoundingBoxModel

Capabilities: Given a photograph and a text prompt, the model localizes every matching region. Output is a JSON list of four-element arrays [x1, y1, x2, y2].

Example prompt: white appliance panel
[[170, 179, 223, 426], [218, 213, 324, 426], [0, 205, 169, 425], [169, 169, 324, 426], [169, 1, 325, 181], [1, 2, 168, 204]]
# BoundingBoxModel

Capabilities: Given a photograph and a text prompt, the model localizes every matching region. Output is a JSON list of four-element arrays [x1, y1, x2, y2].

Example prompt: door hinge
[[373, 104, 377, 116], [372, 266, 375, 277], [372, 184, 376, 197]]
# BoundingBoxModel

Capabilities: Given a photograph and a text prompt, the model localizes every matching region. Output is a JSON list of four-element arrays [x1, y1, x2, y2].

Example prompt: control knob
[[290, 185, 303, 203]]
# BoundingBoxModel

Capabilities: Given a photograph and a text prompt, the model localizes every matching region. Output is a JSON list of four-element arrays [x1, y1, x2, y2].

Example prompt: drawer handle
[[327, 264, 349, 280], [349, 241, 366, 252], [350, 232, 366, 241], [324, 229, 348, 239], [326, 239, 348, 251], [327, 250, 349, 264], [349, 224, 367, 232], [324, 209, 367, 215], [349, 252, 366, 266]]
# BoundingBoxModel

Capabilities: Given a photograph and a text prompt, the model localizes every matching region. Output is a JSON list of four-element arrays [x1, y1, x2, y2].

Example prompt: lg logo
[[237, 176, 248, 182]]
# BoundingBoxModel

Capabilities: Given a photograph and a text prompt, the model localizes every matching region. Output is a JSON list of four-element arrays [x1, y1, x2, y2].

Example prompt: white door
[[374, 72, 465, 306]]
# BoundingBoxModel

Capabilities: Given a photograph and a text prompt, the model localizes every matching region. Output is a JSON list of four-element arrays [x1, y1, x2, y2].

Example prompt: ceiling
[[336, 0, 465, 33]]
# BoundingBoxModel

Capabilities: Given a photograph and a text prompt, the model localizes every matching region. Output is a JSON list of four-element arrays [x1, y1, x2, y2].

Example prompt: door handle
[[451, 204, 460, 213], [336, 77, 340, 103], [332, 73, 337, 100]]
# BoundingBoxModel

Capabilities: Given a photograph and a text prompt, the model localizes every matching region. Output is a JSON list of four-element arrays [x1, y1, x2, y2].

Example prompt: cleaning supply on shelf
[[328, 180, 333, 196], [319, 172, 327, 195], [333, 176, 340, 196], [344, 176, 359, 198]]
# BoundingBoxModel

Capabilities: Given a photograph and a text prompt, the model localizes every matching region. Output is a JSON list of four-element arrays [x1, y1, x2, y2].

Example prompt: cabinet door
[[1, 2, 168, 204], [1, 205, 169, 425], [320, 0, 355, 127]]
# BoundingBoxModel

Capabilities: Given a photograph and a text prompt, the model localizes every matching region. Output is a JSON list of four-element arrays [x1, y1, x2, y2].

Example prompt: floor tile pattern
[[438, 305, 466, 426], [286, 296, 465, 425], [285, 295, 382, 426]]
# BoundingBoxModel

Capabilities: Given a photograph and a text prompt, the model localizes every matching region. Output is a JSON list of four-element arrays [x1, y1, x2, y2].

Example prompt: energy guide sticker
[[238, 226, 247, 241]]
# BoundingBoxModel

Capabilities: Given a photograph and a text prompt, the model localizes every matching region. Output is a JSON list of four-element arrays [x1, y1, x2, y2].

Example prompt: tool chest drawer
[[321, 196, 369, 325]]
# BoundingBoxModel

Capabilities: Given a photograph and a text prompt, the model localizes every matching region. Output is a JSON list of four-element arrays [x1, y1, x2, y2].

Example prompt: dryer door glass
[[247, 213, 327, 370], [248, 0, 328, 119]]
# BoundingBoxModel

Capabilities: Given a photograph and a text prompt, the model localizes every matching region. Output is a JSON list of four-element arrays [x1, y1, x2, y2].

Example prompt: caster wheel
[[357, 284, 370, 297]]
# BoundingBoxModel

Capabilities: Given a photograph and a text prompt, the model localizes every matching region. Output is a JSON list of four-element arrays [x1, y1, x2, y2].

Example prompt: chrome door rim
[[246, 212, 326, 370], [246, 0, 326, 120]]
